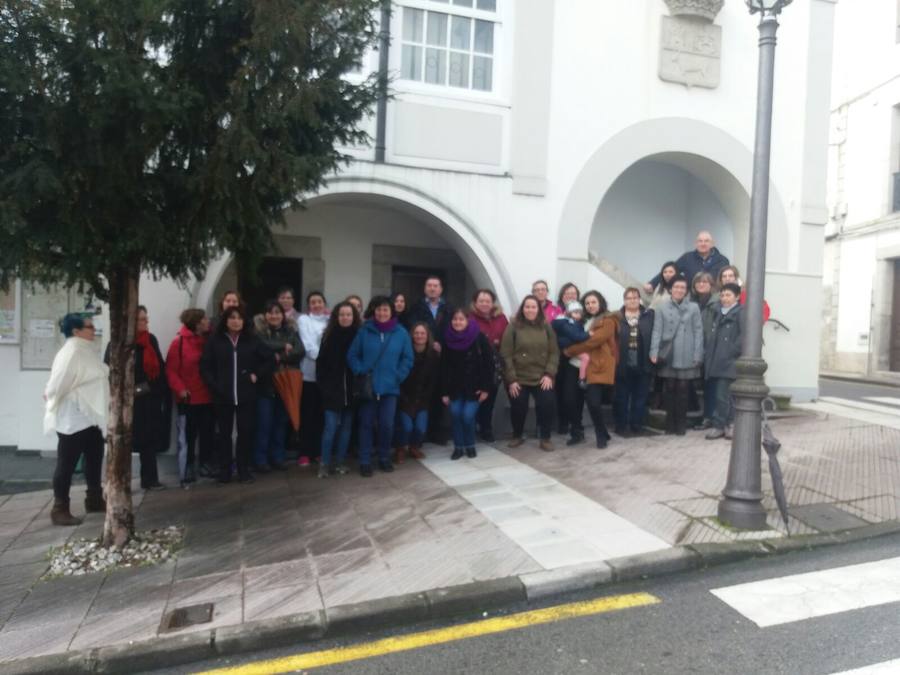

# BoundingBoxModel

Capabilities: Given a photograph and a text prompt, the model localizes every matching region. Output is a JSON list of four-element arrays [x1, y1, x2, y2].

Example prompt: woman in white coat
[[44, 313, 108, 526], [297, 291, 330, 466]]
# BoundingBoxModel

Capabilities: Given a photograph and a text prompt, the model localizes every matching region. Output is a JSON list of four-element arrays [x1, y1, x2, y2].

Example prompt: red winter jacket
[[165, 327, 212, 405], [469, 310, 510, 350], [739, 289, 771, 323]]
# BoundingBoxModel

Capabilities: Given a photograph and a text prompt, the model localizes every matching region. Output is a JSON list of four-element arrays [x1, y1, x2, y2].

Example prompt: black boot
[[465, 447, 477, 458], [84, 491, 106, 513], [451, 447, 464, 461], [566, 431, 585, 446], [51, 499, 82, 527]]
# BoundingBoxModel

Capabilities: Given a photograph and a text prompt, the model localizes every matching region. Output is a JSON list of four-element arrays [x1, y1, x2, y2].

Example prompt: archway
[[195, 176, 517, 315], [557, 117, 789, 295]]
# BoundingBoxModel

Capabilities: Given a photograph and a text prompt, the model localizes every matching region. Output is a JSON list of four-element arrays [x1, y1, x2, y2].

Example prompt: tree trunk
[[102, 267, 139, 548]]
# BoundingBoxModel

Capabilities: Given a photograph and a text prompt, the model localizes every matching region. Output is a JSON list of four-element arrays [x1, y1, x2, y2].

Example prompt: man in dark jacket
[[614, 292, 655, 434], [644, 231, 730, 292], [703, 284, 743, 440], [407, 275, 454, 443]]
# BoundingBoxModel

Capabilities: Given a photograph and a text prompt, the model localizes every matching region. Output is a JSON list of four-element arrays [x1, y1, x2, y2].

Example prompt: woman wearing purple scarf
[[440, 309, 495, 460]]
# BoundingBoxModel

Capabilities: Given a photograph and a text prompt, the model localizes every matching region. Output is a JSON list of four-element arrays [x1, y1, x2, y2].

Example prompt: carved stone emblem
[[659, 15, 722, 89], [663, 0, 725, 22]]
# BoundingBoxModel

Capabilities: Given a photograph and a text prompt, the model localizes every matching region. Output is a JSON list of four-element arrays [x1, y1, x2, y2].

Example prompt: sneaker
[[465, 447, 477, 458], [297, 457, 311, 467], [705, 428, 726, 440], [335, 463, 350, 475], [317, 466, 329, 479], [507, 437, 525, 448], [539, 440, 555, 452], [378, 460, 394, 473], [359, 465, 373, 478], [451, 447, 464, 460], [694, 418, 714, 430], [724, 425, 734, 440]]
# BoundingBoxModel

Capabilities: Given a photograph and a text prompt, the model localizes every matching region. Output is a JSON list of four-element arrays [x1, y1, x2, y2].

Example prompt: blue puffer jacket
[[551, 316, 589, 350], [347, 321, 414, 397]]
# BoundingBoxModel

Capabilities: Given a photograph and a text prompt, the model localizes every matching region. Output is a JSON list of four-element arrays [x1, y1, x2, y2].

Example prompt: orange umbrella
[[273, 368, 303, 431]]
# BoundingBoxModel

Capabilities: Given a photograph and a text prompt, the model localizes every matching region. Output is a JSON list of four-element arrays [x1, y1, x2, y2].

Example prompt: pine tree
[[0, 0, 380, 546]]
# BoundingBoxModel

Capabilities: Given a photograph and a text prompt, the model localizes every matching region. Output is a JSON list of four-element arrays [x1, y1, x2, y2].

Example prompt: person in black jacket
[[441, 309, 494, 460], [316, 302, 360, 477], [397, 322, 440, 462], [703, 284, 744, 440], [644, 231, 730, 293], [614, 288, 654, 435], [200, 307, 275, 484], [104, 305, 168, 490], [552, 301, 590, 446]]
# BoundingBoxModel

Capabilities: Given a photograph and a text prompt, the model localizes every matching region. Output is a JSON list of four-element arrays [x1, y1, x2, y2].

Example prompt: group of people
[[43, 231, 756, 526]]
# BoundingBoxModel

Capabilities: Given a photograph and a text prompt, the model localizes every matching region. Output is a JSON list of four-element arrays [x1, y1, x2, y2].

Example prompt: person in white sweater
[[44, 313, 108, 526], [297, 291, 330, 466]]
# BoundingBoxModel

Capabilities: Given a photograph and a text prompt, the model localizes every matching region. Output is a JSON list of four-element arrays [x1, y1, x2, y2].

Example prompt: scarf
[[445, 318, 481, 351], [374, 317, 398, 333], [135, 330, 161, 381], [43, 337, 109, 435]]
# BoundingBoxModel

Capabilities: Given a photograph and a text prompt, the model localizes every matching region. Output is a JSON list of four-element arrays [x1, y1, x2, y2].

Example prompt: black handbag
[[354, 333, 392, 402], [656, 339, 674, 366]]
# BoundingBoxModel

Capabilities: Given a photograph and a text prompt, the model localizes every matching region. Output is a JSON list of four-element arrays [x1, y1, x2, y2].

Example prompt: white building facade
[[821, 0, 900, 379], [0, 0, 837, 451]]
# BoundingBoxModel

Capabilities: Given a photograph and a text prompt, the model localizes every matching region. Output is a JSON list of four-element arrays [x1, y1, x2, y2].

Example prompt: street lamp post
[[718, 0, 792, 529]]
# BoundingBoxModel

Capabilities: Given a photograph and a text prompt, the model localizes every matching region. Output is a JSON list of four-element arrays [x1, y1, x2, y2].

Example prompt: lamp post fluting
[[718, 0, 791, 529]]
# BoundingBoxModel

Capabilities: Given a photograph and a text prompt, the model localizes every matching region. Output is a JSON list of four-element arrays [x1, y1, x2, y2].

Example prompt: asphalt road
[[161, 533, 900, 675], [818, 377, 900, 405]]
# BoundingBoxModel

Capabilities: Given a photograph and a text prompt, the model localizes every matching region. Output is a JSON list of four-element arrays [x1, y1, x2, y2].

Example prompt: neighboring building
[[821, 0, 900, 379], [0, 0, 837, 451]]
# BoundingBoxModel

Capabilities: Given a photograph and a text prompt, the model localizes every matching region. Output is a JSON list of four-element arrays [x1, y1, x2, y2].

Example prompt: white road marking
[[819, 396, 900, 417], [710, 556, 900, 627], [829, 658, 900, 674], [863, 396, 900, 407], [794, 400, 900, 431], [421, 445, 669, 569]]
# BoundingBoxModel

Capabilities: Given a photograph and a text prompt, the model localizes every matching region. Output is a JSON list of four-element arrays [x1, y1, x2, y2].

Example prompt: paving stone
[[789, 503, 871, 532], [169, 571, 242, 607], [0, 619, 80, 662], [70, 606, 163, 650], [243, 583, 323, 622]]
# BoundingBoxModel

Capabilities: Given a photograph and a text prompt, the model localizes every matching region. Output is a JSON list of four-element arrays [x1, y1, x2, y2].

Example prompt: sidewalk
[[0, 411, 896, 667]]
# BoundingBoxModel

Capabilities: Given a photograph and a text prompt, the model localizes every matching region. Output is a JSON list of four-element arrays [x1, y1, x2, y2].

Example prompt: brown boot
[[84, 492, 106, 514], [409, 445, 426, 460], [394, 447, 407, 464], [539, 440, 555, 452], [51, 499, 82, 527]]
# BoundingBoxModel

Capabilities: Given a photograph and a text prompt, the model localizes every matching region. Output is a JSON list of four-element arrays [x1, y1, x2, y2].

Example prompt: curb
[[820, 372, 900, 389], [5, 520, 900, 674]]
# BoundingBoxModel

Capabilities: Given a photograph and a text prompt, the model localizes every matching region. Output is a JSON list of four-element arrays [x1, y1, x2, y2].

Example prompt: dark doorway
[[891, 260, 900, 372], [391, 266, 449, 307], [239, 257, 303, 317]]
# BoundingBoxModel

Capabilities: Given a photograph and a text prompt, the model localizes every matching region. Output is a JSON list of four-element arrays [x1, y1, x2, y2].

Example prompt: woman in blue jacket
[[347, 296, 414, 476]]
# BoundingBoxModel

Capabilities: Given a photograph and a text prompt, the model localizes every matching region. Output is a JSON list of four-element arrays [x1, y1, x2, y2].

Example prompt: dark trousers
[[554, 371, 567, 433], [558, 362, 585, 436], [703, 379, 717, 422], [54, 426, 104, 502], [509, 385, 555, 440], [135, 444, 159, 488], [708, 377, 736, 429], [358, 395, 398, 466], [184, 403, 215, 467], [476, 382, 498, 437], [663, 378, 691, 434], [299, 381, 323, 459], [584, 384, 611, 442], [614, 369, 651, 429], [215, 403, 255, 480]]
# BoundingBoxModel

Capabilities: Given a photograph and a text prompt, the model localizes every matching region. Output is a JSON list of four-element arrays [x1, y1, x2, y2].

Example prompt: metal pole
[[717, 10, 780, 529], [374, 0, 391, 163]]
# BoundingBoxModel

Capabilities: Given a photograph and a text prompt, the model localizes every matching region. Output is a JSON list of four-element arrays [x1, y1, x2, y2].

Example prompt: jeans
[[703, 378, 717, 421], [508, 384, 555, 440], [54, 426, 104, 502], [321, 408, 354, 467], [254, 396, 288, 467], [215, 403, 255, 480], [613, 369, 651, 429], [584, 384, 611, 441], [176, 403, 215, 480], [449, 399, 480, 449], [358, 395, 398, 466], [397, 410, 429, 447], [476, 383, 498, 436], [558, 363, 585, 436], [708, 377, 736, 429]]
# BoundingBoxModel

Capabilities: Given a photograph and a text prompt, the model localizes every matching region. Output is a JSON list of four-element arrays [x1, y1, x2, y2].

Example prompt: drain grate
[[159, 603, 214, 633]]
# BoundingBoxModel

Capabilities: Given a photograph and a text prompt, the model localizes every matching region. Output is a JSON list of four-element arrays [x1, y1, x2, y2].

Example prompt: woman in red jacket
[[468, 289, 508, 443], [166, 308, 215, 486]]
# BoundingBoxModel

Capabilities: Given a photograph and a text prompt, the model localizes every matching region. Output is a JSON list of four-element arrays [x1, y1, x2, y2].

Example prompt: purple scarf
[[445, 319, 481, 351], [373, 317, 398, 333]]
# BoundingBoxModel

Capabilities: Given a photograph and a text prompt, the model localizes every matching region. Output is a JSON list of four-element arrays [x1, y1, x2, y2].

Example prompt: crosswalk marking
[[829, 658, 900, 674], [710, 556, 900, 627], [421, 445, 669, 569]]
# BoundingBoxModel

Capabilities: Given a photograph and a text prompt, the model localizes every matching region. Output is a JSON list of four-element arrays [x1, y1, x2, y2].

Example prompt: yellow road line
[[197, 592, 660, 675]]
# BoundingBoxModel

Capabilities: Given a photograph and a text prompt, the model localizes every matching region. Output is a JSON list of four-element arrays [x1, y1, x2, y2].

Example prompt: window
[[400, 1, 497, 92]]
